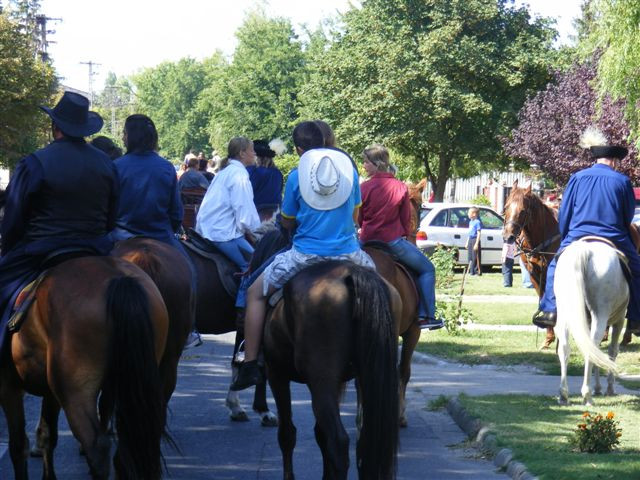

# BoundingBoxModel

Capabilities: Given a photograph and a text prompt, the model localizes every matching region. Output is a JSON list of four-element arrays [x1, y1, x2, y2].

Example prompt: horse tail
[[566, 243, 618, 373], [347, 265, 399, 479], [105, 276, 164, 480]]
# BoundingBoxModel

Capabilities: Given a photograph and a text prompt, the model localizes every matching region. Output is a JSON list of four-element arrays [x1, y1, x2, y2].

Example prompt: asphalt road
[[0, 332, 507, 479]]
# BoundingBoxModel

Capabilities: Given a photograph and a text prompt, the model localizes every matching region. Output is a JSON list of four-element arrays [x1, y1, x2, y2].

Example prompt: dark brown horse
[[112, 238, 193, 403], [264, 261, 401, 479], [502, 181, 560, 347], [0, 256, 169, 479], [185, 246, 278, 425], [363, 245, 420, 428], [406, 178, 427, 246]]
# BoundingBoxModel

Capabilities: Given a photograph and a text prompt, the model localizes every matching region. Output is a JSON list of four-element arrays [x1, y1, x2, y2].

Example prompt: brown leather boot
[[540, 327, 555, 350]]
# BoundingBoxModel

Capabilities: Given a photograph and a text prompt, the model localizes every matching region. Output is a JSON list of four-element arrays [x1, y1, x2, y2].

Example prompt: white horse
[[555, 238, 629, 406]]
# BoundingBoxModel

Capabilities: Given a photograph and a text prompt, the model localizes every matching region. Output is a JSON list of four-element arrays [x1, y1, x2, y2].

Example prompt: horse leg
[[269, 371, 296, 480], [308, 382, 349, 480], [556, 321, 570, 405], [398, 325, 420, 428], [0, 382, 29, 480], [606, 319, 624, 396], [226, 334, 249, 422], [253, 372, 278, 427], [59, 389, 111, 479], [37, 393, 61, 480]]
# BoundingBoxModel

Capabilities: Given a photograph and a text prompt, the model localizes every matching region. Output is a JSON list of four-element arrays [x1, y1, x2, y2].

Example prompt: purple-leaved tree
[[503, 59, 639, 186]]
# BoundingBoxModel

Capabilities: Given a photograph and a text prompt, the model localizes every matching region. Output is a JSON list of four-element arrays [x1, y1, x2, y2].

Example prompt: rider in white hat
[[231, 121, 375, 390]]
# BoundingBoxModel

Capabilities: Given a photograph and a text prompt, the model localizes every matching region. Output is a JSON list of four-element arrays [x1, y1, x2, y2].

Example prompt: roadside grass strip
[[456, 394, 640, 480], [417, 329, 640, 377], [464, 302, 536, 326], [440, 270, 539, 297]]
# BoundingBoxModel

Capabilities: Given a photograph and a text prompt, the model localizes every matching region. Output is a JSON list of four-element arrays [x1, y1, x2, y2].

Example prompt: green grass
[[417, 329, 640, 376], [464, 301, 535, 325], [441, 270, 539, 297], [456, 394, 640, 480]]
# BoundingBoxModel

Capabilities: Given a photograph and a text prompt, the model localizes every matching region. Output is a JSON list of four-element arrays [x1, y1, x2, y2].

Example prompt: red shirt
[[359, 172, 412, 243]]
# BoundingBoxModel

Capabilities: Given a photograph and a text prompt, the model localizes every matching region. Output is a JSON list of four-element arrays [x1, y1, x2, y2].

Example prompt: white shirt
[[195, 159, 260, 242]]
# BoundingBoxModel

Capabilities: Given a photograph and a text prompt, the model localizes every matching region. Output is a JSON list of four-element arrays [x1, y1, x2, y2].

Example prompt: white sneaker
[[184, 330, 203, 349]]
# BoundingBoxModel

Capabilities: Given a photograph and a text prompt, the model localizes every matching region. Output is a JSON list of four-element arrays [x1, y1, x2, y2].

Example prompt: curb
[[446, 398, 539, 480]]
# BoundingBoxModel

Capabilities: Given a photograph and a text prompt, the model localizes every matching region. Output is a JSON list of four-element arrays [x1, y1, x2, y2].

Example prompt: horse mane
[[249, 228, 290, 273]]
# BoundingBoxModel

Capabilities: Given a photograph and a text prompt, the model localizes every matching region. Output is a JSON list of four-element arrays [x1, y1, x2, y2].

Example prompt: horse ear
[[513, 179, 518, 189], [526, 182, 532, 193], [417, 178, 427, 191]]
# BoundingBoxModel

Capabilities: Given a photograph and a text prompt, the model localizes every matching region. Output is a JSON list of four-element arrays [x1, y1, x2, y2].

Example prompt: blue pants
[[502, 258, 514, 287], [235, 247, 288, 309], [211, 236, 254, 272], [388, 237, 436, 319], [540, 239, 640, 327]]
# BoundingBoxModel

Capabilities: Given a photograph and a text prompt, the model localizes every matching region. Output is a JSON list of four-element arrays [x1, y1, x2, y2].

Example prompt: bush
[[436, 299, 476, 335], [571, 411, 622, 453], [471, 194, 491, 206], [430, 245, 456, 289]]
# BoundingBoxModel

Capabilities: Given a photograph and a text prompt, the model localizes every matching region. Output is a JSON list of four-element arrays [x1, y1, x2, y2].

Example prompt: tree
[[94, 72, 135, 143], [299, 0, 557, 200], [202, 10, 306, 150], [0, 11, 55, 169], [580, 0, 640, 140], [133, 57, 215, 161], [503, 60, 638, 186]]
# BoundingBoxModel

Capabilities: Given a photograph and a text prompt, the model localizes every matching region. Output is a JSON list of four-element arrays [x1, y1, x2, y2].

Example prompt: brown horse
[[185, 246, 278, 426], [112, 237, 193, 403], [0, 256, 169, 479], [406, 178, 427, 245], [264, 261, 401, 479], [363, 245, 420, 428], [502, 181, 560, 347]]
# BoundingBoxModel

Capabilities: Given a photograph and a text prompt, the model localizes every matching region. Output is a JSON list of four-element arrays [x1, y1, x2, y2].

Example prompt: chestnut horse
[[185, 246, 278, 426], [0, 256, 169, 480], [406, 178, 427, 245], [264, 261, 401, 479], [363, 244, 420, 427], [502, 181, 560, 348]]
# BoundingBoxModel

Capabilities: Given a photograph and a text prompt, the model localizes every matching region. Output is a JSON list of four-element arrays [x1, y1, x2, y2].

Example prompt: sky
[[39, 0, 584, 96]]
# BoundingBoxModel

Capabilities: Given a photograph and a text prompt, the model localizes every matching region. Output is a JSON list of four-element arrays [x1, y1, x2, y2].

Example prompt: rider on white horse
[[532, 127, 640, 341]]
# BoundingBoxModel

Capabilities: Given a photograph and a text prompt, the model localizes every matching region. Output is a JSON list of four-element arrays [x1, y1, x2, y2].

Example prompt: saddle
[[568, 236, 632, 283], [182, 229, 240, 298]]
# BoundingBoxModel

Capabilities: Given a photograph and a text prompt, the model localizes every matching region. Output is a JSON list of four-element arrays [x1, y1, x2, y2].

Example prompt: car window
[[430, 210, 448, 227], [449, 208, 469, 228], [479, 209, 503, 229], [419, 207, 433, 223]]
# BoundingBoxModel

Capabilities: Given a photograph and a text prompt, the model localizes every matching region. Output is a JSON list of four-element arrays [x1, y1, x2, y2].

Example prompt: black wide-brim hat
[[590, 145, 628, 160], [40, 91, 103, 137], [253, 139, 276, 158]]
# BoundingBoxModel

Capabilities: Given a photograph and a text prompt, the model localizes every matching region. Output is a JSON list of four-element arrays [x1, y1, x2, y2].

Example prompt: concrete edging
[[446, 398, 539, 480]]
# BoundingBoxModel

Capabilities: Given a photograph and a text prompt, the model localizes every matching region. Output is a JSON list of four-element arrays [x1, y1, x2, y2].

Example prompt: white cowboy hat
[[298, 148, 354, 211]]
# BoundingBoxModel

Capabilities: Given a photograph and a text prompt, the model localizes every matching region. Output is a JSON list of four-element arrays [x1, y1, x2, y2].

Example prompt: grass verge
[[418, 329, 640, 376], [464, 302, 535, 325], [456, 393, 640, 480], [441, 271, 539, 297]]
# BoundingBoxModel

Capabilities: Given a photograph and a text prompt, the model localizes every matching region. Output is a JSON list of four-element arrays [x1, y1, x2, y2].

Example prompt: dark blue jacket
[[114, 151, 183, 242], [246, 165, 283, 211]]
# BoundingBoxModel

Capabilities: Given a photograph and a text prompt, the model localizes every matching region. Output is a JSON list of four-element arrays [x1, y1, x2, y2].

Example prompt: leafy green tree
[[93, 72, 135, 143], [133, 57, 214, 161], [0, 11, 55, 169], [580, 0, 640, 140], [299, 0, 556, 200], [202, 10, 305, 150]]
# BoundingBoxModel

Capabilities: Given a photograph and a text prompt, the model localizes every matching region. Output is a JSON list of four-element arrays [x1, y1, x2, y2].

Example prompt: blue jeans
[[388, 237, 436, 319], [212, 236, 254, 272], [519, 256, 533, 288], [502, 258, 514, 287]]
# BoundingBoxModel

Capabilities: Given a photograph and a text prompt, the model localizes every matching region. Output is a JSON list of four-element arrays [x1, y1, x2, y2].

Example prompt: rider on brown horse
[[532, 127, 640, 343], [0, 92, 117, 351], [359, 143, 443, 330], [232, 121, 376, 391]]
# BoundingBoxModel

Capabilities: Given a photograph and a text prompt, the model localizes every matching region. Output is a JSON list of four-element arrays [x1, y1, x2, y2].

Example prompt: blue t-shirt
[[281, 168, 361, 255], [468, 218, 482, 239]]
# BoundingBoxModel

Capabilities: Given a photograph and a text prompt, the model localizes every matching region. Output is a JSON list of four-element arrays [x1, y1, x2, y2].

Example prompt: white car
[[416, 203, 505, 266]]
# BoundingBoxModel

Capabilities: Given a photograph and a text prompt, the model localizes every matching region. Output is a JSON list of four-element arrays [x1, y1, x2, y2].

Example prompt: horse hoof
[[606, 389, 615, 396], [594, 390, 603, 397], [399, 417, 408, 428], [30, 445, 43, 457], [260, 414, 279, 427], [230, 411, 250, 422]]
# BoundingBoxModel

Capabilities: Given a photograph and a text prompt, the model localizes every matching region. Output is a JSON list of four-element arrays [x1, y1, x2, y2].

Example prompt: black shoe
[[532, 310, 557, 329], [418, 316, 445, 331], [230, 360, 263, 391]]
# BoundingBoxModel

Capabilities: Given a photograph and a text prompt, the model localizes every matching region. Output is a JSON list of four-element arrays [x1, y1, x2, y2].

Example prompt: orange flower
[[616, 432, 622, 437], [578, 423, 587, 429], [606, 412, 615, 420], [582, 412, 590, 418]]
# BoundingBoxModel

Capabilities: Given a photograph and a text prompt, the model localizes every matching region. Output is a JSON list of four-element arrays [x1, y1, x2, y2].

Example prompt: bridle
[[504, 199, 560, 263]]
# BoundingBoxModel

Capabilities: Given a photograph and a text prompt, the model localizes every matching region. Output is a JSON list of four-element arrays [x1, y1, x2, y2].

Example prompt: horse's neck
[[523, 206, 558, 250]]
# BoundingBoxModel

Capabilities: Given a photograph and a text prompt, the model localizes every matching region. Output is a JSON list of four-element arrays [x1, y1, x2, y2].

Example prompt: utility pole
[[34, 14, 61, 63], [80, 61, 101, 104]]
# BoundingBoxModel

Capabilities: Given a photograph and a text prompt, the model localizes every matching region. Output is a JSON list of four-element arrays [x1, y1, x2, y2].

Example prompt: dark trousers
[[467, 237, 481, 275], [502, 258, 514, 287]]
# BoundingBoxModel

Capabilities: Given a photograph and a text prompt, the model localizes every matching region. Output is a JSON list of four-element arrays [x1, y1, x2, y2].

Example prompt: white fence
[[0, 169, 9, 190], [423, 171, 533, 213]]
